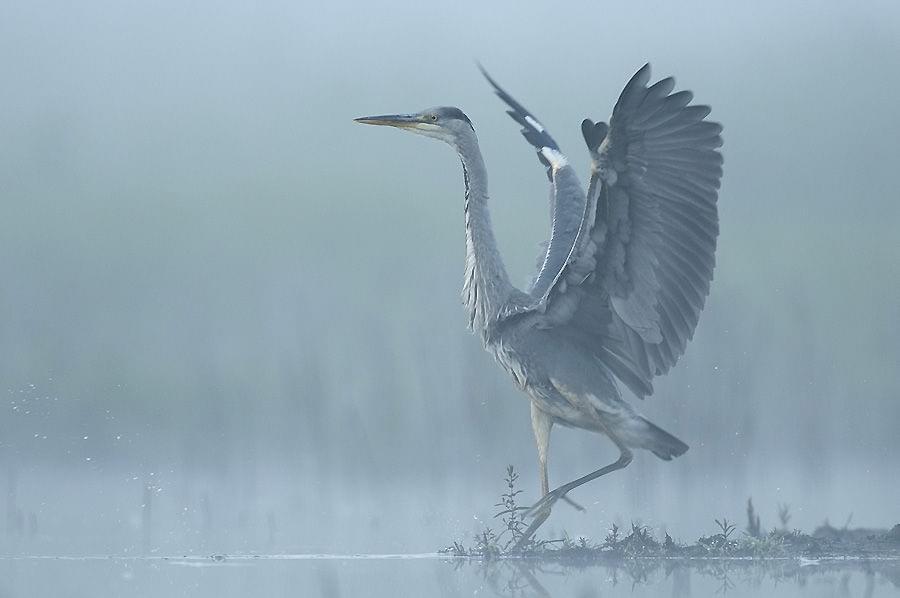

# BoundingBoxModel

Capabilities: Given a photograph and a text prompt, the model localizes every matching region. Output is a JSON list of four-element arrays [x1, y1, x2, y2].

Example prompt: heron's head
[[354, 106, 474, 147]]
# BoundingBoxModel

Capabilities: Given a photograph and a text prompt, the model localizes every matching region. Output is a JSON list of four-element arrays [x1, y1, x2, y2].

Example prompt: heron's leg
[[530, 403, 552, 497], [530, 403, 583, 512], [513, 445, 633, 551], [529, 446, 633, 517]]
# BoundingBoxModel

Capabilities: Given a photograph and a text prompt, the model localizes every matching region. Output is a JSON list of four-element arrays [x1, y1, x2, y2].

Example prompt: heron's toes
[[561, 494, 585, 512], [524, 488, 565, 519]]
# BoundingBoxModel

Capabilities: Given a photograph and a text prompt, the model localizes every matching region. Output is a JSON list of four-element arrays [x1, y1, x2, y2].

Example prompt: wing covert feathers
[[591, 63, 722, 380]]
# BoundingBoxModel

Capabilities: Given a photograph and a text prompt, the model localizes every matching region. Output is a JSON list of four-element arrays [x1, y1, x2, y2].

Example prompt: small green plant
[[603, 523, 620, 548], [473, 528, 503, 559], [717, 518, 737, 539], [493, 465, 529, 550], [698, 518, 738, 554]]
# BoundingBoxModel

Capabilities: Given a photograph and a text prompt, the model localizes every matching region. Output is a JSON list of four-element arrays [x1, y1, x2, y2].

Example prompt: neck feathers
[[458, 134, 512, 343]]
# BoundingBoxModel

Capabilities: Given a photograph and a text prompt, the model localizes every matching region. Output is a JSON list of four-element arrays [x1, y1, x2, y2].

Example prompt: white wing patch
[[539, 147, 568, 169], [524, 115, 545, 132]]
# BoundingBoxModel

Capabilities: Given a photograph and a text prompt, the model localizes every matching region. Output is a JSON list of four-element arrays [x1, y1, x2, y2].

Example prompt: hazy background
[[1, 0, 898, 558]]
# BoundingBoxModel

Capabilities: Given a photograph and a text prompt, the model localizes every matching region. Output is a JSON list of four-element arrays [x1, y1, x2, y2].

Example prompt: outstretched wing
[[491, 64, 723, 399], [479, 67, 588, 302], [585, 63, 723, 384]]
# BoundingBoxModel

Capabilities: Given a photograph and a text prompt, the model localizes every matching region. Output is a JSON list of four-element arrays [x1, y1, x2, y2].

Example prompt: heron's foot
[[523, 487, 581, 519], [510, 488, 584, 552], [511, 507, 551, 552]]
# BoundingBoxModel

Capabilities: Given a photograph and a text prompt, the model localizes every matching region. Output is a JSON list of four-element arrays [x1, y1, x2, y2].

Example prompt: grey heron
[[356, 64, 722, 546]]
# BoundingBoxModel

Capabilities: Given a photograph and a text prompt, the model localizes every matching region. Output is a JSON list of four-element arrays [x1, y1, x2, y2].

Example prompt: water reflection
[[459, 557, 897, 598], [1, 555, 896, 598]]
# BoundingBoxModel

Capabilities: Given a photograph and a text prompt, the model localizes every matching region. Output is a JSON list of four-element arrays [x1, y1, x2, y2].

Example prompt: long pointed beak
[[354, 114, 420, 128]]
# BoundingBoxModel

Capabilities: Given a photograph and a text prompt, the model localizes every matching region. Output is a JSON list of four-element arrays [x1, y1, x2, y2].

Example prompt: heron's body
[[357, 63, 722, 544], [492, 322, 679, 454]]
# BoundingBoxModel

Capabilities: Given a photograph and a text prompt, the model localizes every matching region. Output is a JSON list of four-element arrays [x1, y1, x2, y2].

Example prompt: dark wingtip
[[480, 65, 560, 153], [479, 63, 512, 105], [477, 61, 499, 90]]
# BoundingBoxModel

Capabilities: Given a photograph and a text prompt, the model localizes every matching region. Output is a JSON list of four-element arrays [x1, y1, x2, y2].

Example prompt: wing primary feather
[[637, 77, 676, 113], [612, 63, 652, 116], [479, 64, 559, 152], [643, 106, 714, 137]]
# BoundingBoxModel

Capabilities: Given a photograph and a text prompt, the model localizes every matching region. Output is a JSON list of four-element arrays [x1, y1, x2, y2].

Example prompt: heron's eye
[[430, 114, 438, 121]]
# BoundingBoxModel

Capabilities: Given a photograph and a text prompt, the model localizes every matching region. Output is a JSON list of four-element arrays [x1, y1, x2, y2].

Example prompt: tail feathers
[[639, 417, 689, 461]]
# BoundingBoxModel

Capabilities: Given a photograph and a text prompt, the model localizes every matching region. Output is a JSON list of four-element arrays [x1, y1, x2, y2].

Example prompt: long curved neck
[[457, 133, 513, 342]]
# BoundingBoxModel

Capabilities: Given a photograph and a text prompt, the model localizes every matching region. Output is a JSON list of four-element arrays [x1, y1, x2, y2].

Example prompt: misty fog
[[1, 0, 898, 577]]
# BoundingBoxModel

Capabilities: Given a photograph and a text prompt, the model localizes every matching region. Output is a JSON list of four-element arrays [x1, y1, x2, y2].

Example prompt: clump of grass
[[746, 531, 788, 557], [556, 532, 597, 554], [472, 528, 503, 559], [442, 467, 900, 562], [697, 518, 738, 554], [597, 522, 663, 557], [603, 523, 620, 548]]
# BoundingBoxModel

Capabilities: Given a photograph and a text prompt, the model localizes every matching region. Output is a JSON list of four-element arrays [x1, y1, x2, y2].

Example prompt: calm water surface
[[1, 555, 897, 598]]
